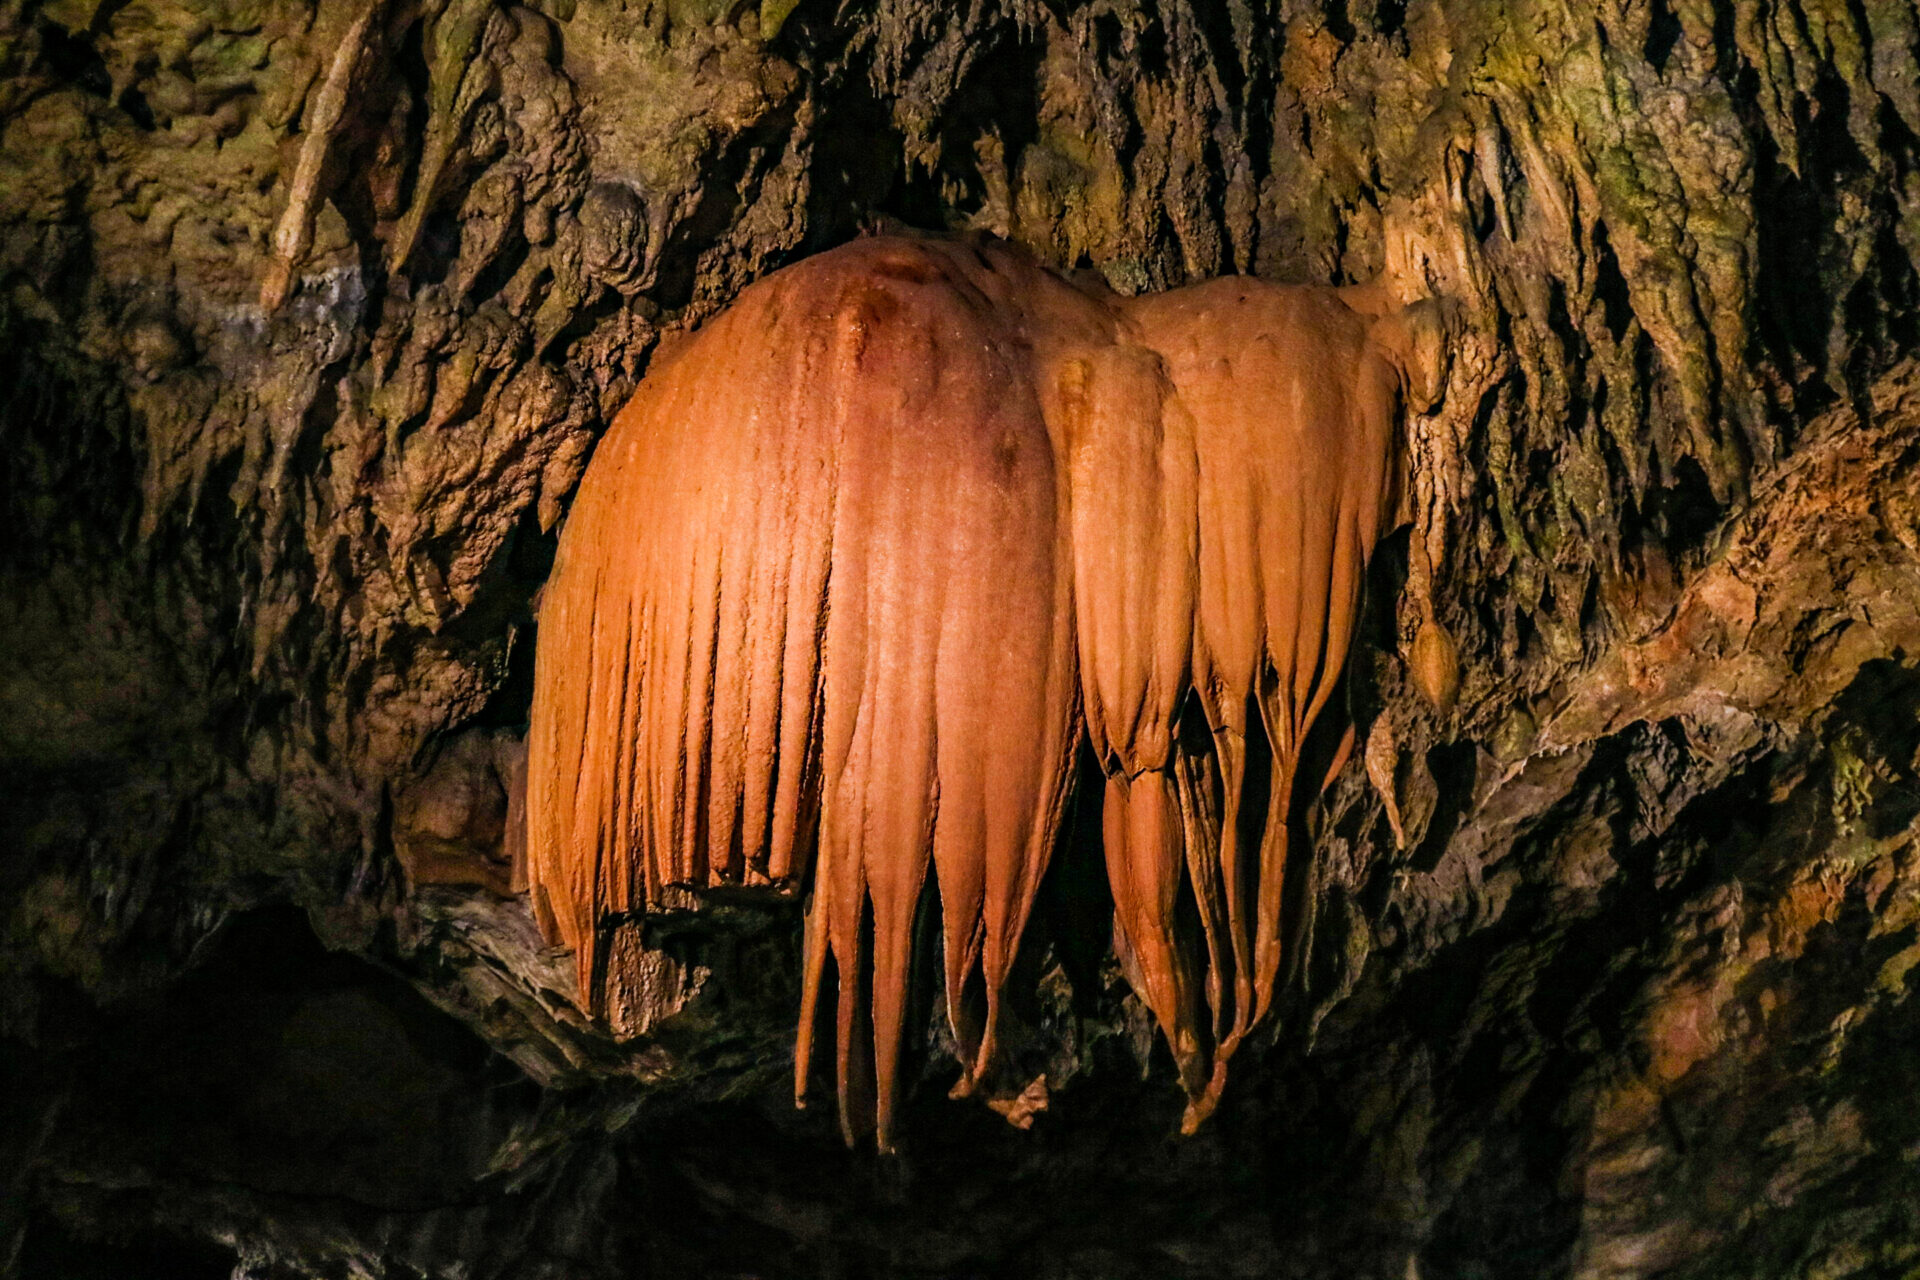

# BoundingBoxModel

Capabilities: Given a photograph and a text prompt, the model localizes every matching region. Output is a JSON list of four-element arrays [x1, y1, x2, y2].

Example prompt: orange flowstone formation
[[525, 235, 1421, 1149]]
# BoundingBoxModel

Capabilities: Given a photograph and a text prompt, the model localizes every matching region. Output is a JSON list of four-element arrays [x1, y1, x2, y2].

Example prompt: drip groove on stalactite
[[526, 233, 1421, 1147]]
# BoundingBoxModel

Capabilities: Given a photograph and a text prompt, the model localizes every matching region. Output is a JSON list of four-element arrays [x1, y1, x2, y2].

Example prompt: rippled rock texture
[[4, 0, 1919, 1275]]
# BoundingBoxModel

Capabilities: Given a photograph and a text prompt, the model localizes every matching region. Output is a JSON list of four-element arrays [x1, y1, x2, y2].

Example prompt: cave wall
[[4, 0, 1920, 1275]]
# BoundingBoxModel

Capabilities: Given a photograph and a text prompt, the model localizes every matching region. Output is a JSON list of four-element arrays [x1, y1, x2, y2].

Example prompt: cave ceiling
[[3, 0, 1920, 1275]]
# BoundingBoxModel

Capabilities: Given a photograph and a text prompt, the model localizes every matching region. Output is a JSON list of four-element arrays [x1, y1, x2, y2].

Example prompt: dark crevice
[[1644, 0, 1683, 71], [34, 20, 111, 96]]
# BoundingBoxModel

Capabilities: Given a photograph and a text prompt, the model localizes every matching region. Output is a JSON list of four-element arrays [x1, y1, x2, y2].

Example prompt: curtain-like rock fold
[[527, 234, 1416, 1148]]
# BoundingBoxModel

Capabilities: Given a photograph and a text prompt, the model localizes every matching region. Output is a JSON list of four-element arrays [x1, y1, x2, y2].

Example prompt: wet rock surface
[[4, 0, 1919, 1275]]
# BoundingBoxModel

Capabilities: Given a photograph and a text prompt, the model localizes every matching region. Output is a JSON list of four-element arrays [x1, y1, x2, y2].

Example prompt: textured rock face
[[2, 0, 1918, 1276]]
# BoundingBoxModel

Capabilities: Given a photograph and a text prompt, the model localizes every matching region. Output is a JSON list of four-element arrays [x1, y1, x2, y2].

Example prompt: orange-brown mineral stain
[[525, 235, 1429, 1150]]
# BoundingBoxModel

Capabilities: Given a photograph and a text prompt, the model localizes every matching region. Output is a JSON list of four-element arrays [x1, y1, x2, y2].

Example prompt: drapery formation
[[525, 235, 1416, 1149]]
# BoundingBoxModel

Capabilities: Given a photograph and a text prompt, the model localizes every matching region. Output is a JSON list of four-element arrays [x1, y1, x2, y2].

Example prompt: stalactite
[[525, 233, 1426, 1148], [259, 0, 386, 313], [526, 237, 1085, 1151], [1079, 281, 1412, 1129]]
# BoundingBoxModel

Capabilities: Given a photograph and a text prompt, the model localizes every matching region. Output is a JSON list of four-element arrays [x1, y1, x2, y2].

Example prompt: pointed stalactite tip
[[1409, 617, 1461, 715]]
